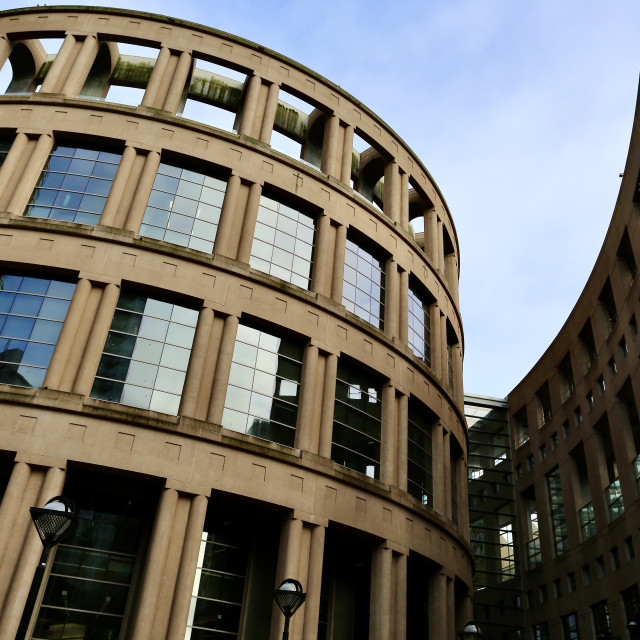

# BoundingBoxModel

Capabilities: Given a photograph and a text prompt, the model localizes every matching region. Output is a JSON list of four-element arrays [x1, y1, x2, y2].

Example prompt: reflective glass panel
[[0, 274, 75, 387], [407, 399, 433, 505], [90, 292, 198, 415], [26, 145, 122, 225], [408, 286, 431, 366]]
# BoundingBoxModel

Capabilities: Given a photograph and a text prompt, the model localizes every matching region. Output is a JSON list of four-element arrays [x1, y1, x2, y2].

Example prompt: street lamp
[[274, 578, 306, 640], [16, 496, 77, 640], [628, 617, 640, 640], [461, 622, 484, 640]]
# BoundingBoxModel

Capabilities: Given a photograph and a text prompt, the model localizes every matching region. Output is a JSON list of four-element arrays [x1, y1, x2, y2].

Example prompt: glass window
[[407, 399, 433, 505], [561, 613, 579, 640], [0, 138, 11, 168], [90, 292, 198, 415], [408, 286, 431, 366], [0, 274, 75, 387], [591, 600, 611, 638], [332, 361, 382, 478], [25, 145, 122, 225], [222, 324, 303, 447], [249, 195, 316, 289], [342, 237, 385, 329], [547, 468, 568, 554], [139, 162, 227, 253]]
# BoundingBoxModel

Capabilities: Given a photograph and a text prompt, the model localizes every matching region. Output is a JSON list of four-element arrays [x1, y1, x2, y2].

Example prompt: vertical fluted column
[[259, 82, 280, 143], [385, 259, 399, 338], [124, 150, 161, 232], [443, 430, 452, 519], [296, 343, 320, 452], [381, 383, 397, 485], [432, 421, 445, 515], [322, 114, 340, 176], [425, 208, 438, 265], [72, 282, 120, 396], [99, 144, 137, 226], [207, 314, 240, 424], [398, 269, 409, 344], [61, 34, 99, 96], [236, 182, 263, 262], [238, 74, 262, 136], [437, 219, 445, 272], [341, 125, 354, 184], [179, 306, 215, 418], [370, 544, 393, 640], [7, 132, 53, 215], [318, 353, 338, 458], [400, 172, 409, 228], [0, 132, 28, 211], [302, 524, 326, 640], [330, 224, 347, 303], [428, 571, 449, 640], [431, 303, 442, 379], [163, 50, 193, 113], [39, 34, 76, 93], [311, 213, 331, 296], [213, 173, 241, 257], [43, 277, 92, 389], [383, 160, 400, 223], [397, 393, 409, 492], [141, 45, 171, 107]]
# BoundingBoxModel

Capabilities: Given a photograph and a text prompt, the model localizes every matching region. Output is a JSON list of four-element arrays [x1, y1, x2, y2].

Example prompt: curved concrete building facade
[[0, 7, 471, 640], [508, 91, 640, 638]]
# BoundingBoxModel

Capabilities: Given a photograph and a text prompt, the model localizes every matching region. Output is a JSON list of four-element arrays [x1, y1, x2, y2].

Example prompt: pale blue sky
[[4, 0, 640, 397]]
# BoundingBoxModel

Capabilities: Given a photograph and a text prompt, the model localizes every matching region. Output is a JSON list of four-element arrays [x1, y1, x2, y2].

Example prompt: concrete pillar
[[124, 150, 161, 232], [610, 398, 637, 508], [383, 160, 400, 224], [428, 571, 449, 640], [259, 82, 280, 143], [141, 45, 171, 108], [400, 171, 409, 229], [39, 34, 76, 93], [441, 314, 448, 385], [431, 303, 441, 378], [321, 114, 340, 176], [213, 173, 241, 257], [583, 432, 610, 528], [398, 269, 409, 344], [393, 552, 407, 640], [0, 36, 10, 71], [0, 132, 28, 211], [296, 343, 319, 453], [302, 524, 326, 640], [318, 353, 338, 458], [443, 430, 452, 519], [163, 50, 192, 113], [192, 315, 224, 421], [207, 314, 240, 424], [330, 224, 347, 303], [62, 34, 99, 96], [426, 208, 438, 265], [447, 576, 456, 640], [238, 74, 262, 137], [310, 213, 331, 296], [453, 343, 463, 403], [43, 277, 92, 390], [370, 545, 393, 640], [445, 253, 460, 304], [99, 144, 137, 227], [397, 393, 409, 492], [437, 219, 445, 272], [130, 487, 179, 640], [432, 421, 445, 515], [341, 125, 354, 184], [166, 494, 209, 640], [179, 306, 215, 418], [381, 383, 397, 485], [72, 282, 120, 396], [385, 259, 399, 338], [457, 456, 469, 536], [236, 181, 263, 263], [7, 132, 53, 216], [0, 462, 31, 571]]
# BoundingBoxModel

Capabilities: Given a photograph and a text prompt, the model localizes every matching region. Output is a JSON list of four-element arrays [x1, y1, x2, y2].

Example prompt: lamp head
[[274, 578, 306, 618], [461, 622, 483, 640], [30, 496, 76, 548]]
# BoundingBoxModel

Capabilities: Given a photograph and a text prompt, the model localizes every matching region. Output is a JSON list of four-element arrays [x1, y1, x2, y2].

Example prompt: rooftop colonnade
[[0, 7, 470, 640]]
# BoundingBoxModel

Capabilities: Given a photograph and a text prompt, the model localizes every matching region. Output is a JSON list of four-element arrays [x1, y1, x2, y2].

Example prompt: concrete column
[[428, 571, 449, 640], [441, 314, 448, 384], [383, 160, 400, 223], [130, 487, 179, 640], [166, 494, 208, 640], [72, 282, 120, 396], [302, 524, 326, 640], [43, 277, 92, 390], [400, 172, 409, 229], [443, 430, 452, 519], [453, 343, 463, 404], [62, 34, 99, 96], [0, 462, 31, 571], [384, 259, 399, 338], [583, 432, 610, 529], [321, 114, 340, 176], [340, 125, 354, 184], [207, 314, 240, 424], [193, 315, 224, 420], [426, 208, 438, 265], [141, 45, 171, 108], [39, 34, 76, 93], [370, 545, 393, 640], [0, 132, 28, 211], [163, 50, 192, 113], [296, 343, 319, 453], [457, 456, 469, 536], [432, 422, 445, 515], [398, 270, 409, 346], [381, 383, 397, 485], [430, 303, 441, 378], [124, 150, 161, 232], [447, 576, 456, 640], [397, 393, 409, 492], [7, 132, 53, 216], [0, 36, 10, 71], [238, 74, 262, 137], [213, 173, 241, 257], [0, 466, 66, 640], [179, 306, 215, 418], [330, 224, 347, 303], [310, 213, 331, 296], [610, 398, 637, 507], [259, 82, 280, 143], [437, 219, 445, 272], [236, 181, 263, 263], [393, 553, 407, 640], [318, 353, 338, 458], [445, 253, 460, 304], [99, 144, 137, 227]]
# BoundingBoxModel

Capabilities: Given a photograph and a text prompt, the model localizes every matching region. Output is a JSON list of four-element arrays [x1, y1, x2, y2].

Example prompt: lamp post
[[273, 578, 306, 640], [16, 496, 77, 640], [628, 617, 640, 640], [461, 621, 484, 640]]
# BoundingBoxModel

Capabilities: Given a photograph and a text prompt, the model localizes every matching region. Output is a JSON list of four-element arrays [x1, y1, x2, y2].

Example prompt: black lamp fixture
[[627, 617, 640, 640], [461, 621, 484, 640], [274, 578, 306, 640], [16, 496, 77, 640]]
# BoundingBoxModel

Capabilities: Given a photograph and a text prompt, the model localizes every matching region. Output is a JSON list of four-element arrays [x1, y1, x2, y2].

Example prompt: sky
[[4, 0, 640, 398]]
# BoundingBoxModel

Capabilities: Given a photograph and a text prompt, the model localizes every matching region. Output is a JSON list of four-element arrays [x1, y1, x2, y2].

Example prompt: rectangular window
[[90, 292, 198, 415], [606, 478, 624, 520], [140, 162, 227, 253], [591, 600, 611, 637], [408, 286, 431, 366], [0, 274, 75, 387], [332, 362, 382, 478], [342, 238, 385, 329], [579, 501, 596, 541], [407, 399, 433, 505], [26, 145, 122, 225], [561, 613, 579, 640], [250, 195, 315, 289], [222, 324, 303, 448], [547, 468, 568, 555], [533, 622, 549, 640], [0, 138, 11, 167]]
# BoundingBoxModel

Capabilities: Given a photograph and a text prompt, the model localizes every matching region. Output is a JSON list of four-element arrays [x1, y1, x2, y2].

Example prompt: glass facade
[[90, 292, 198, 415], [547, 468, 568, 555], [408, 285, 431, 366], [249, 195, 315, 289], [0, 274, 75, 388], [579, 501, 596, 541], [222, 324, 303, 447], [332, 362, 382, 478], [26, 145, 122, 225], [342, 238, 385, 329], [407, 399, 433, 505], [139, 162, 227, 253], [606, 478, 624, 520]]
